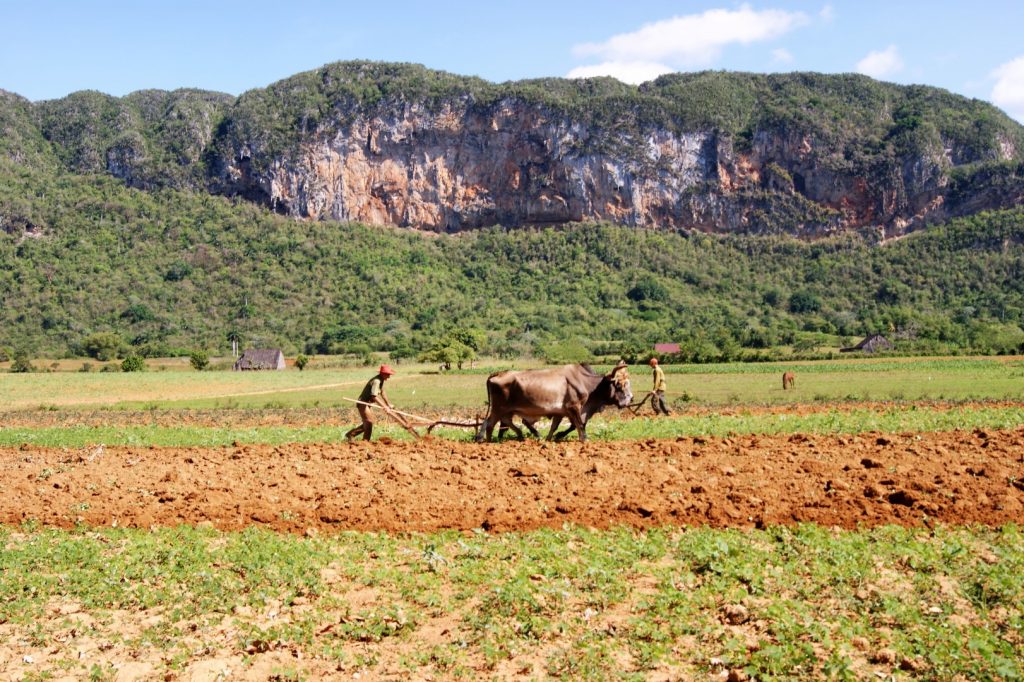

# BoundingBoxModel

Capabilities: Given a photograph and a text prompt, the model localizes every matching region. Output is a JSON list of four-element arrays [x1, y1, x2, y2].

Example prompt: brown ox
[[476, 363, 632, 442], [782, 371, 796, 390]]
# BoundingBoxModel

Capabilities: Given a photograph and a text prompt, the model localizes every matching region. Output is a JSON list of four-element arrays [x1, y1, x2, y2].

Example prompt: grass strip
[[1, 405, 1022, 447]]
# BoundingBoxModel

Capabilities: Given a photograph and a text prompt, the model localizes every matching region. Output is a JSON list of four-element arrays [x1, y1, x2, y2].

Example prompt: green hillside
[[3, 63, 1024, 361], [2, 155, 1023, 360]]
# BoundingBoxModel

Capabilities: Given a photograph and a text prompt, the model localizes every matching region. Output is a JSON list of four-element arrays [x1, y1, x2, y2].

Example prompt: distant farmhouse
[[840, 334, 894, 354], [653, 343, 681, 354], [233, 348, 286, 370]]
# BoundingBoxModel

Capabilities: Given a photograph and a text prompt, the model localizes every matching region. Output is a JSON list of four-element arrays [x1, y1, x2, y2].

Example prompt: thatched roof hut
[[840, 334, 893, 353], [233, 349, 286, 370]]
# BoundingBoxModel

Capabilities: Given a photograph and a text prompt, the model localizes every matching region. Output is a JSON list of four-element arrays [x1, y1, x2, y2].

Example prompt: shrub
[[120, 355, 146, 372], [120, 304, 155, 323], [627, 275, 669, 303], [419, 338, 474, 370], [82, 332, 123, 361], [294, 354, 309, 371], [189, 350, 210, 371], [541, 339, 593, 364], [10, 353, 34, 373], [788, 290, 822, 313]]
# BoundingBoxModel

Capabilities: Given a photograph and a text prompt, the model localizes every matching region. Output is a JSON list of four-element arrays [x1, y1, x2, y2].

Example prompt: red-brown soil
[[3, 428, 1023, 533]]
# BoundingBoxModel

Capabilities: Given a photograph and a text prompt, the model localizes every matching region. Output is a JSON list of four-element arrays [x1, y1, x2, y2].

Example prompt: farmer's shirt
[[652, 365, 667, 393], [359, 376, 383, 404]]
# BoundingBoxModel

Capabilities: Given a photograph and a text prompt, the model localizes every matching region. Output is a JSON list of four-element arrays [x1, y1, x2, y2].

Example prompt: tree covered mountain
[[2, 157, 1023, 360], [2, 62, 1024, 359], [4, 62, 1024, 236]]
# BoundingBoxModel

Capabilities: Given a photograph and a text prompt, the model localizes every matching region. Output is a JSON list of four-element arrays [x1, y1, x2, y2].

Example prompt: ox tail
[[475, 372, 500, 442]]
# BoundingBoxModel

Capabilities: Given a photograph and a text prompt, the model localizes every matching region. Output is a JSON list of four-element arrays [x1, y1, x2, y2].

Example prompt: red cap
[[649, 357, 658, 366], [379, 364, 395, 376]]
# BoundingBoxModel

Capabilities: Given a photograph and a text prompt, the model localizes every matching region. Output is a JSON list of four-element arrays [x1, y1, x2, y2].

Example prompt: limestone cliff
[[17, 62, 1024, 238]]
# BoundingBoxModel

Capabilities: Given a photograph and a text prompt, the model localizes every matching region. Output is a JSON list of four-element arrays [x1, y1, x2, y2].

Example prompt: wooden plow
[[342, 398, 430, 439], [425, 417, 482, 435], [626, 391, 655, 415], [343, 397, 483, 438]]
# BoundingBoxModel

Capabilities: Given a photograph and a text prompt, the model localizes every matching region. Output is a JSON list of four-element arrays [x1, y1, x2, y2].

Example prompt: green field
[[2, 403, 1023, 448], [3, 355, 1023, 412], [3, 355, 1023, 680], [2, 355, 1023, 447], [1, 523, 1021, 680]]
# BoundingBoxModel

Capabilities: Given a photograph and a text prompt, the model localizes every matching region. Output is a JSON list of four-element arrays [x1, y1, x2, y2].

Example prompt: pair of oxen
[[476, 362, 632, 442]]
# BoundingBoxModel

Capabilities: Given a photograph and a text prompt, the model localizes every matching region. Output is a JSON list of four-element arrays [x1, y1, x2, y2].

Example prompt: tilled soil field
[[4, 427, 1023, 532]]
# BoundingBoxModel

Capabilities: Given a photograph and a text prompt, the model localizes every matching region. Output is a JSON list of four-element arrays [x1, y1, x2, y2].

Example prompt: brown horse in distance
[[782, 371, 796, 390]]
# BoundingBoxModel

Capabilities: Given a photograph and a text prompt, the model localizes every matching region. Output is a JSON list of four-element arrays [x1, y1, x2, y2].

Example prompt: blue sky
[[3, 1, 1024, 121]]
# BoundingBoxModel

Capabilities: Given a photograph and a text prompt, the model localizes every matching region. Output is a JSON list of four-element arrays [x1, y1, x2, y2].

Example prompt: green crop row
[[2, 404, 1022, 448]]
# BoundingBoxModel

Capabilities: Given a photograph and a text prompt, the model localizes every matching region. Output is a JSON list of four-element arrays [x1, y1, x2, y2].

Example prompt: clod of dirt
[[509, 465, 542, 478], [826, 479, 850, 492], [618, 501, 655, 518], [887, 491, 917, 506], [900, 657, 927, 672], [861, 457, 884, 469], [864, 485, 884, 499], [722, 604, 750, 625], [390, 462, 413, 476]]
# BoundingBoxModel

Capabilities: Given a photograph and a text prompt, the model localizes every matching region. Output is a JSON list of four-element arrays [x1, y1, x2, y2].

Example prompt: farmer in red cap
[[345, 364, 407, 441]]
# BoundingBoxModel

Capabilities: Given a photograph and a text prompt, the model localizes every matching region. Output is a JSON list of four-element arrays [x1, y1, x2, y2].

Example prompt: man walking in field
[[649, 357, 672, 416], [346, 364, 406, 441]]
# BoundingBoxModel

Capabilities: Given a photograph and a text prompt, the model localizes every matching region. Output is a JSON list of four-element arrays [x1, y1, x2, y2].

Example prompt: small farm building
[[654, 343, 681, 354], [234, 348, 286, 370], [840, 334, 894, 353]]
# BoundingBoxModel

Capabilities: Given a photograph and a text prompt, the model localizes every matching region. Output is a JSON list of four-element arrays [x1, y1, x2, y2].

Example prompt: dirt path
[[4, 428, 1023, 533]]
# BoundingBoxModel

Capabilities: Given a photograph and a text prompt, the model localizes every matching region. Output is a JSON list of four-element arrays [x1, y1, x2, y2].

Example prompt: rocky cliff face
[[14, 63, 1024, 238], [214, 99, 728, 232], [204, 67, 1023, 238]]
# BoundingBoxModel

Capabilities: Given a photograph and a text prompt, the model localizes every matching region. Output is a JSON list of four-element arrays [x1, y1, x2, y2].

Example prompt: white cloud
[[991, 56, 1024, 122], [855, 45, 904, 79], [819, 4, 835, 23], [566, 61, 674, 84], [772, 48, 794, 65], [569, 4, 809, 83]]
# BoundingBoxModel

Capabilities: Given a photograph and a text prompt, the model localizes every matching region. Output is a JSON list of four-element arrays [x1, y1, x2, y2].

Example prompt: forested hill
[[2, 157, 1023, 359], [3, 62, 1024, 360], [3, 62, 1024, 237]]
